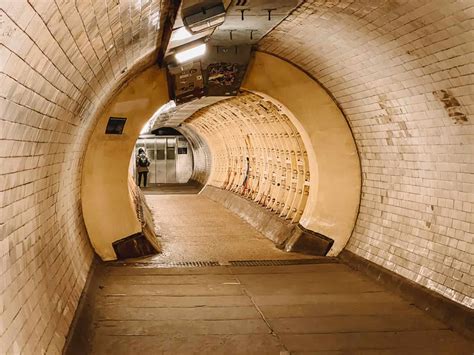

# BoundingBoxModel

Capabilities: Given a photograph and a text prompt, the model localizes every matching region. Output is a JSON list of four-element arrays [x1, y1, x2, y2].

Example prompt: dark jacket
[[136, 152, 150, 172]]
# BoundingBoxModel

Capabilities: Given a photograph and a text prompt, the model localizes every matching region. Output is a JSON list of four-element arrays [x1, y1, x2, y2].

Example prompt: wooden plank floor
[[72, 262, 473, 354], [67, 187, 472, 354]]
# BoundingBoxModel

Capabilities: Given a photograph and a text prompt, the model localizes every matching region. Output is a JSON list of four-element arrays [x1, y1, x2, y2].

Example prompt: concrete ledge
[[200, 185, 333, 255], [285, 224, 334, 256], [188, 179, 205, 191], [339, 250, 474, 340], [201, 185, 293, 245], [112, 233, 159, 260]]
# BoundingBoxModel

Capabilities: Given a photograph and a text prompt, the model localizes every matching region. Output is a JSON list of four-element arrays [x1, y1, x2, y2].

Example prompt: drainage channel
[[110, 258, 339, 268]]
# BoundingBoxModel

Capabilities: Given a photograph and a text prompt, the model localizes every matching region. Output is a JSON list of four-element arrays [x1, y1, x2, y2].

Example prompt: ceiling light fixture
[[175, 43, 207, 63], [182, 0, 226, 34]]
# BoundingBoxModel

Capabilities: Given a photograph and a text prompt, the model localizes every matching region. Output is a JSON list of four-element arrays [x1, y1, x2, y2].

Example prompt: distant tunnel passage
[[81, 53, 360, 261], [184, 91, 311, 224]]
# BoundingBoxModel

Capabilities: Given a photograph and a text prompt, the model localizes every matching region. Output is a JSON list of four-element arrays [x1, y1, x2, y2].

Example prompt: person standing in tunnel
[[136, 148, 150, 187]]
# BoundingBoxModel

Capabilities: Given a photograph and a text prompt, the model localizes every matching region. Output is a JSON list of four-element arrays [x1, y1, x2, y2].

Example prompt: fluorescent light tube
[[175, 43, 206, 63]]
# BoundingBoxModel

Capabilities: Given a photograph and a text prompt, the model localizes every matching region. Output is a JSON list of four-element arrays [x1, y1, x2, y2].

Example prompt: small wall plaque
[[105, 117, 127, 134]]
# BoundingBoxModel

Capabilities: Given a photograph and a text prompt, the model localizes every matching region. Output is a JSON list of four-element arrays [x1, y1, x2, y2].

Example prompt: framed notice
[[105, 117, 127, 135]]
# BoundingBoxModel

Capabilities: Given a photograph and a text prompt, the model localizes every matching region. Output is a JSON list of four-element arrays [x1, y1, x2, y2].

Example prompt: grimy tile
[[4, 2, 474, 353]]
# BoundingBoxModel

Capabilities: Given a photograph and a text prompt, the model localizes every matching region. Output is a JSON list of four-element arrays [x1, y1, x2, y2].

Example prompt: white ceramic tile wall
[[0, 0, 163, 353], [259, 0, 473, 308], [0, 1, 473, 353]]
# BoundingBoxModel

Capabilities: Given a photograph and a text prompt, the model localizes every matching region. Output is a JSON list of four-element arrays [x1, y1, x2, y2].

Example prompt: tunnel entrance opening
[[81, 53, 361, 263], [122, 88, 328, 265], [133, 132, 193, 186], [129, 105, 315, 265], [131, 101, 197, 189]]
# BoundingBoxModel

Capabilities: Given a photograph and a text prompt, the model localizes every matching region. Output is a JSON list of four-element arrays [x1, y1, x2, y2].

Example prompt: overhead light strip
[[175, 43, 207, 63]]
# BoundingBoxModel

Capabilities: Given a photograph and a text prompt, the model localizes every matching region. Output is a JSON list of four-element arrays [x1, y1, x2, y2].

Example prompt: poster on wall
[[168, 61, 205, 104]]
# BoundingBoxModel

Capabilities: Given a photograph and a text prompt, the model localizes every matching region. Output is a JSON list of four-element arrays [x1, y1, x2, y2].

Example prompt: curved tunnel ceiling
[[0, 1, 473, 353], [185, 91, 311, 223]]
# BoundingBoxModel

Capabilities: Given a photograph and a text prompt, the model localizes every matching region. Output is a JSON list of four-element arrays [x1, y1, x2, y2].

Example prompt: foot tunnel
[[0, 0, 473, 353], [81, 52, 360, 261]]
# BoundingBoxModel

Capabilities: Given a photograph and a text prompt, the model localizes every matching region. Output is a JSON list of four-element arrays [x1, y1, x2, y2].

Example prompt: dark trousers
[[138, 172, 148, 187]]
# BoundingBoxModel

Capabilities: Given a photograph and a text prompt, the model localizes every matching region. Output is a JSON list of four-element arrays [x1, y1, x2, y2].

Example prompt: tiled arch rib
[[259, 0, 474, 307], [178, 124, 212, 184], [185, 92, 310, 224], [0, 1, 164, 353]]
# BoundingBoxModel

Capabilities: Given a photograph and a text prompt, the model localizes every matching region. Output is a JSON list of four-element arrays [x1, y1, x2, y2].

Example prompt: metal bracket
[[249, 29, 257, 40], [264, 8, 277, 21], [239, 8, 250, 20]]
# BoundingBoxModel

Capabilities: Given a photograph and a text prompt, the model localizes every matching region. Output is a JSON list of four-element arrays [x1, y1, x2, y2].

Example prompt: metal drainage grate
[[157, 261, 221, 267], [112, 258, 338, 268], [228, 258, 338, 267], [110, 260, 222, 267], [110, 260, 221, 268]]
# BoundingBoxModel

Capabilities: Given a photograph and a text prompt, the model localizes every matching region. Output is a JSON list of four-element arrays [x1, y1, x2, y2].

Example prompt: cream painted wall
[[242, 52, 361, 255], [82, 66, 169, 261], [81, 53, 360, 260]]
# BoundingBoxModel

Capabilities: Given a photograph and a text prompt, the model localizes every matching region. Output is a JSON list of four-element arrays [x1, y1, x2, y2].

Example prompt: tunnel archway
[[82, 66, 169, 261], [2, 2, 473, 352], [81, 52, 361, 261]]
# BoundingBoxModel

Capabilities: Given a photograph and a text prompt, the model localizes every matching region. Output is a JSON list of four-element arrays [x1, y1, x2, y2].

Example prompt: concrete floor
[[66, 185, 473, 354], [142, 189, 313, 264]]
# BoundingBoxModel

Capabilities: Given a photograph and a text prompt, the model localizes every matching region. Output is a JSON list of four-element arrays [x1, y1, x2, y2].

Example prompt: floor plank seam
[[230, 270, 291, 354]]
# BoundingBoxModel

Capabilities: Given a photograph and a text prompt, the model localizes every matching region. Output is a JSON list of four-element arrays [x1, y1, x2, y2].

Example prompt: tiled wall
[[178, 124, 212, 185], [185, 92, 310, 223], [0, 0, 473, 353], [259, 0, 473, 307], [0, 0, 163, 353]]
